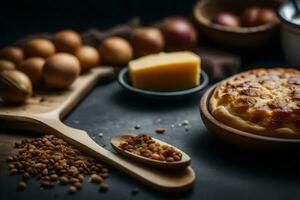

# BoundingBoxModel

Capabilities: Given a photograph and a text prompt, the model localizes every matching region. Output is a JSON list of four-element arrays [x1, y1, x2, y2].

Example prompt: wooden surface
[[0, 67, 115, 118], [0, 67, 196, 192]]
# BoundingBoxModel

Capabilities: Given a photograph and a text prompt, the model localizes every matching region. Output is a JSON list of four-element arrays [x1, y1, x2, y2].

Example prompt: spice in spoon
[[119, 134, 182, 162]]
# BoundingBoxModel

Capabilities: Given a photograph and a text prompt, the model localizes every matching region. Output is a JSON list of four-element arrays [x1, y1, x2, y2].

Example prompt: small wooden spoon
[[111, 134, 191, 170]]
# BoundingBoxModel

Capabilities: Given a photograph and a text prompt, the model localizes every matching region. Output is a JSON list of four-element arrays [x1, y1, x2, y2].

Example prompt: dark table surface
[[1, 50, 300, 200]]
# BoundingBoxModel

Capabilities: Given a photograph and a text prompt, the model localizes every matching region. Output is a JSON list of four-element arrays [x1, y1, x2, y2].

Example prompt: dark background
[[0, 0, 195, 46]]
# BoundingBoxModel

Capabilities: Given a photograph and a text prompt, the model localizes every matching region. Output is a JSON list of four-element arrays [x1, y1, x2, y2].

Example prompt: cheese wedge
[[129, 51, 201, 91]]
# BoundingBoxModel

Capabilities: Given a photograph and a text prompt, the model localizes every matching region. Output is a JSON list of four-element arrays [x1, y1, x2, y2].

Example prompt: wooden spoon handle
[[35, 117, 196, 193]]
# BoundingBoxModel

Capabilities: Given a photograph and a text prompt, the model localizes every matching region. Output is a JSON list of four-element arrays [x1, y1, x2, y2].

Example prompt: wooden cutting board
[[0, 67, 196, 193]]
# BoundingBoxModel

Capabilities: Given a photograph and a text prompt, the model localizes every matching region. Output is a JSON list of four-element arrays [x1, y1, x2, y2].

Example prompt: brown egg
[[0, 46, 24, 66], [0, 70, 32, 104], [75, 46, 100, 72], [131, 27, 164, 57], [99, 37, 133, 66], [53, 30, 82, 53], [0, 60, 16, 71], [24, 38, 56, 59], [43, 53, 80, 89], [19, 57, 45, 87]]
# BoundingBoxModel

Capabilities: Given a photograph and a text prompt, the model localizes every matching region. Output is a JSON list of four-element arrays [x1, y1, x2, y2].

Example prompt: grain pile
[[7, 134, 110, 193]]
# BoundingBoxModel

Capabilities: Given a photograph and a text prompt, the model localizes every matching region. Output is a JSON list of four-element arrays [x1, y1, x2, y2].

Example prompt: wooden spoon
[[111, 134, 191, 170], [0, 67, 196, 192]]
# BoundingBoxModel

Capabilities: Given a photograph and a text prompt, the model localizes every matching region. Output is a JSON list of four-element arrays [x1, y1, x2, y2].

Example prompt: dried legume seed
[[119, 134, 182, 162], [50, 174, 58, 181], [155, 128, 166, 134], [59, 176, 69, 184], [73, 181, 82, 190], [77, 174, 84, 182], [90, 174, 102, 183], [7, 134, 111, 194], [99, 183, 109, 192], [17, 181, 27, 190], [69, 185, 77, 193]]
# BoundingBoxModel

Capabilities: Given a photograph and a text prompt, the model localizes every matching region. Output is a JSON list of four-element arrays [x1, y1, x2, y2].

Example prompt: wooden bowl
[[193, 0, 281, 48], [200, 84, 300, 149]]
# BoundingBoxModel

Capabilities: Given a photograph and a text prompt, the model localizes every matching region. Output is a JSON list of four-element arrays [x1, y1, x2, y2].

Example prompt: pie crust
[[209, 68, 300, 138]]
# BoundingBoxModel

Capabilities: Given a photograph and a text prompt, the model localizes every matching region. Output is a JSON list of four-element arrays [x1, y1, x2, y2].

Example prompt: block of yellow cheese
[[129, 51, 201, 91]]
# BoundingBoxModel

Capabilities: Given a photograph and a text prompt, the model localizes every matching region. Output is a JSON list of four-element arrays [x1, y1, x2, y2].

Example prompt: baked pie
[[209, 68, 300, 138]]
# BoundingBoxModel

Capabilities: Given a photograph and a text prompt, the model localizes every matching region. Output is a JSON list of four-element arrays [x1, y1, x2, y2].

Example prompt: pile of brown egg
[[0, 17, 198, 104], [0, 30, 102, 104]]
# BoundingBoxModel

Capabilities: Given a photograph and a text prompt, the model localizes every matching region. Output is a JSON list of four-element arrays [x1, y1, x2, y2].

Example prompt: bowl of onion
[[193, 0, 281, 48]]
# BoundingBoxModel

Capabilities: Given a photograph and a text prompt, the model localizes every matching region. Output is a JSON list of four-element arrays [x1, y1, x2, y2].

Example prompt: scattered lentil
[[90, 174, 103, 183], [7, 156, 13, 161], [7, 134, 111, 193], [73, 181, 82, 190], [50, 174, 58, 181], [99, 183, 110, 192], [69, 185, 77, 193], [59, 176, 69, 184], [98, 133, 103, 137], [22, 172, 30, 180], [17, 181, 27, 190], [78, 174, 84, 182], [155, 128, 166, 134], [119, 134, 182, 162]]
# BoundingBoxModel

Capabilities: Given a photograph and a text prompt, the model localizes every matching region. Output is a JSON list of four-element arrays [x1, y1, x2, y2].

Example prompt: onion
[[160, 17, 197, 51], [213, 12, 241, 27], [131, 27, 164, 57]]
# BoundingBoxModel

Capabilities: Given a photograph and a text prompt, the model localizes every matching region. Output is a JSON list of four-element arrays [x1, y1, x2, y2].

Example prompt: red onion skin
[[161, 17, 197, 51], [131, 27, 164, 57], [256, 8, 278, 25], [213, 12, 241, 27], [242, 7, 260, 27]]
